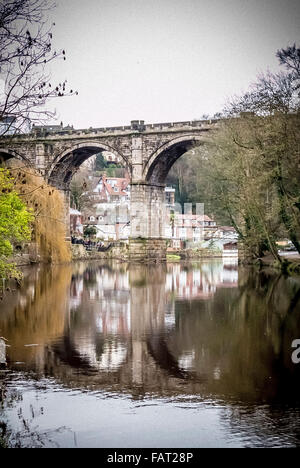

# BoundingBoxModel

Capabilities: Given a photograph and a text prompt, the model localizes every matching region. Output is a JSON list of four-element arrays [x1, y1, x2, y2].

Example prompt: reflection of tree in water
[[160, 267, 300, 446], [0, 382, 74, 448], [0, 266, 74, 447], [166, 267, 300, 404], [0, 266, 72, 370]]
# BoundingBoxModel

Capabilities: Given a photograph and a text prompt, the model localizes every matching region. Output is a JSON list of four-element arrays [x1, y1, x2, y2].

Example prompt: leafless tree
[[276, 43, 300, 78], [0, 0, 77, 136]]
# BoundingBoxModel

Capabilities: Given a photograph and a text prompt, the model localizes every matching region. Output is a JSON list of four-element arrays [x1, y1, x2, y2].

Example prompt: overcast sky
[[48, 0, 300, 128]]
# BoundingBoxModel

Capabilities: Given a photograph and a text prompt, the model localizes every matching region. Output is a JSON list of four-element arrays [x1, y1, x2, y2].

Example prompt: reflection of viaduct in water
[[47, 261, 238, 394], [2, 261, 299, 403]]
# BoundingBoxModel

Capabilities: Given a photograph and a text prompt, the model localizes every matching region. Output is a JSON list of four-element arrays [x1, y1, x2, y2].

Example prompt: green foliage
[[94, 153, 123, 176], [83, 225, 97, 238], [166, 254, 181, 262], [94, 153, 108, 171], [106, 165, 117, 177], [0, 169, 33, 278], [94, 153, 122, 173]]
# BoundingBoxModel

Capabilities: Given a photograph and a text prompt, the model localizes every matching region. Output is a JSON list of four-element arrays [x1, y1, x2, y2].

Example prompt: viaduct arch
[[0, 148, 32, 166], [48, 141, 131, 187]]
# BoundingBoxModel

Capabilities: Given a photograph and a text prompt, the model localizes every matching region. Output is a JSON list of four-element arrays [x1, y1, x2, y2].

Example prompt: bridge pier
[[130, 182, 166, 238], [129, 182, 167, 261]]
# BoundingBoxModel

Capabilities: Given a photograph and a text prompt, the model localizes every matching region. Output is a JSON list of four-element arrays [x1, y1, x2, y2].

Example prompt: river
[[0, 259, 299, 448]]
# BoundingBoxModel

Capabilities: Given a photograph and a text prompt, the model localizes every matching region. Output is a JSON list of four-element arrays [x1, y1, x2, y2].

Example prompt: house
[[31, 123, 74, 136], [92, 173, 131, 207], [0, 115, 17, 136], [201, 238, 238, 257], [82, 210, 130, 241], [165, 213, 218, 247], [82, 173, 131, 240], [165, 213, 238, 255], [102, 151, 122, 164], [214, 226, 239, 240], [165, 186, 175, 208], [83, 173, 131, 240]]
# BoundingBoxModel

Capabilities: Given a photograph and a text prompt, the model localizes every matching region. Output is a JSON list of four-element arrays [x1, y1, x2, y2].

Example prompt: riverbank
[[6, 243, 300, 276], [241, 252, 300, 275]]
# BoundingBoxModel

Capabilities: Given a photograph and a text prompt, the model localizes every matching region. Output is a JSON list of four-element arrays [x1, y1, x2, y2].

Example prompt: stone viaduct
[[0, 119, 218, 257]]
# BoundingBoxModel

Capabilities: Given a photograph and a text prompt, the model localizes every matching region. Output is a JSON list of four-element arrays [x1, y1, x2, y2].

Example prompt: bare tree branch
[[0, 0, 77, 137]]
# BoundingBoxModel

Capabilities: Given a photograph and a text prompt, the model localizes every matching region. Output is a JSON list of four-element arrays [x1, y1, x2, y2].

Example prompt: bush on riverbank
[[1, 163, 71, 278], [0, 168, 33, 280], [11, 165, 71, 264]]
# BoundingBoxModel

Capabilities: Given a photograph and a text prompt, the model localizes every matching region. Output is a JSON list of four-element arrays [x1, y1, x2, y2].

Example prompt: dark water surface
[[0, 259, 299, 448]]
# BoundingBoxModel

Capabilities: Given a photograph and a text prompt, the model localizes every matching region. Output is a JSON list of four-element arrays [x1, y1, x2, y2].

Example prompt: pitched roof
[[96, 174, 130, 199], [174, 214, 214, 221], [218, 226, 237, 232]]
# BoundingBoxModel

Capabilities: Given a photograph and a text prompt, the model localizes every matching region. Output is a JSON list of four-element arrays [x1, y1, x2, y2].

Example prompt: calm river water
[[0, 259, 300, 448]]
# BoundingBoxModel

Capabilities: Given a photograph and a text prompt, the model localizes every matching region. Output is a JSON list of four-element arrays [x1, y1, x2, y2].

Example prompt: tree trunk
[[276, 177, 300, 254]]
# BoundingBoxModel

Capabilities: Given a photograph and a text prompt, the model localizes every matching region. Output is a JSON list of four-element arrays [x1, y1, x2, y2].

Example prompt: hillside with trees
[[167, 44, 300, 266]]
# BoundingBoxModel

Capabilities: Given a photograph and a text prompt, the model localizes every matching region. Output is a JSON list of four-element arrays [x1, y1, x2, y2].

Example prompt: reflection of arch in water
[[146, 334, 188, 380], [146, 333, 206, 383], [50, 326, 200, 382], [51, 334, 129, 373], [51, 335, 97, 370]]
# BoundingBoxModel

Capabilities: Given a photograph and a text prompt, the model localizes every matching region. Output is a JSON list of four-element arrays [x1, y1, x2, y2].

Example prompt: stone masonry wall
[[130, 183, 166, 239]]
